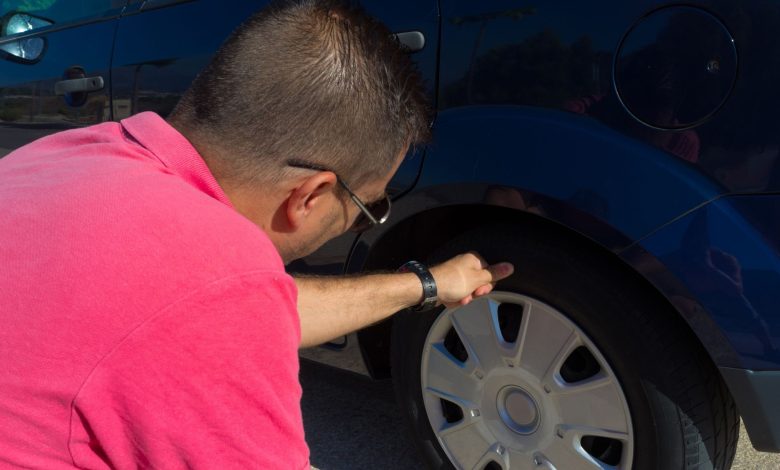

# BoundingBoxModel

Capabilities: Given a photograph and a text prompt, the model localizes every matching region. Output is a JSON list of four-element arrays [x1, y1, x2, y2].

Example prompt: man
[[0, 1, 512, 468]]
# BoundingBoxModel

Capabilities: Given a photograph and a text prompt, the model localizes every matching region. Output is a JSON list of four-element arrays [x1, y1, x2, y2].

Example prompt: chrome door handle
[[54, 76, 104, 96], [393, 31, 425, 52]]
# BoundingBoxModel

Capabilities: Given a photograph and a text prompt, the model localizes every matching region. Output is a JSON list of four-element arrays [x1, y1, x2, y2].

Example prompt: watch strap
[[398, 260, 438, 311]]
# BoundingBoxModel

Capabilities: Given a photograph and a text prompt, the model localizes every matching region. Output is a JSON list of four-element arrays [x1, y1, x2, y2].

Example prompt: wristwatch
[[398, 260, 438, 311]]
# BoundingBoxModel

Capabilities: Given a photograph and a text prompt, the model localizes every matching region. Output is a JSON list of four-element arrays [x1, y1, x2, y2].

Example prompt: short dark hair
[[169, 0, 431, 187]]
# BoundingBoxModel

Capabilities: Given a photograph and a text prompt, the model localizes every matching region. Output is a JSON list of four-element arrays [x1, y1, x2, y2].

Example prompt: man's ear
[[285, 171, 338, 230]]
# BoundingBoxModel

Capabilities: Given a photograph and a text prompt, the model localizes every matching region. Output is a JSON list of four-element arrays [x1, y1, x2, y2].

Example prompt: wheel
[[391, 223, 739, 470]]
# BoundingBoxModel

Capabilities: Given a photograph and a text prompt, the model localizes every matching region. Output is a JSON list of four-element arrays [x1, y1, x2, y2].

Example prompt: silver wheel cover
[[420, 292, 634, 470]]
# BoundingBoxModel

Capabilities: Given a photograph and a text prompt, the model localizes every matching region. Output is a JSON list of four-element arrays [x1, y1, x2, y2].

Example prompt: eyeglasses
[[286, 160, 391, 232]]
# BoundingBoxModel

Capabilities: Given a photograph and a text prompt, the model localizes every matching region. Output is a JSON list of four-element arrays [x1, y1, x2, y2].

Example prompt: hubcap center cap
[[497, 386, 540, 434]]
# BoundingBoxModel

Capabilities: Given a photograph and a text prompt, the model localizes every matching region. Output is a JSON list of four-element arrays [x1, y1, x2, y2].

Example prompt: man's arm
[[295, 253, 513, 348]]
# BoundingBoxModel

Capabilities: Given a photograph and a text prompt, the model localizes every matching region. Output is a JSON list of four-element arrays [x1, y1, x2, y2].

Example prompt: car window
[[0, 0, 124, 34]]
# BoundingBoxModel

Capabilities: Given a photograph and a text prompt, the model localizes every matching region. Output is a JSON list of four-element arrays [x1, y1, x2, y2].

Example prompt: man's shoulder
[[0, 120, 163, 185], [4, 121, 130, 160]]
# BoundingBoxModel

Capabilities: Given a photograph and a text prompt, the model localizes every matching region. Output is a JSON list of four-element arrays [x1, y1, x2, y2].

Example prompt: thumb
[[483, 262, 514, 284]]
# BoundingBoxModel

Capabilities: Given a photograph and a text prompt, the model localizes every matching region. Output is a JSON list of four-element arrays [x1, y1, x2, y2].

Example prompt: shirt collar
[[120, 112, 233, 208]]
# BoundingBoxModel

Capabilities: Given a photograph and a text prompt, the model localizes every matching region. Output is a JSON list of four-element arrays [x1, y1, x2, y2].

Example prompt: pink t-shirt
[[0, 112, 309, 469]]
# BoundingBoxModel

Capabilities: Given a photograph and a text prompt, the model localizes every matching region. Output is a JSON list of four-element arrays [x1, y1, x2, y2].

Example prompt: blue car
[[2, 1, 778, 469]]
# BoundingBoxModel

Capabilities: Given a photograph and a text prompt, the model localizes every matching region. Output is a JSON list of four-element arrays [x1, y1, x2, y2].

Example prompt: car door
[[0, 0, 125, 156]]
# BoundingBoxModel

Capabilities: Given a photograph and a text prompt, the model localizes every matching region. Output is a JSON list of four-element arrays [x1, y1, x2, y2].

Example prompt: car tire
[[391, 223, 739, 470]]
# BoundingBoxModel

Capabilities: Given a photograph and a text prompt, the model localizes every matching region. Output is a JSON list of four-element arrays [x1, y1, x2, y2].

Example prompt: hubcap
[[498, 386, 539, 434], [420, 292, 634, 470]]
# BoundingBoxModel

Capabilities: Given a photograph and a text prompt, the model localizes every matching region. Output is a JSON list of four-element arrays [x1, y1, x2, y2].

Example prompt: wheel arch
[[348, 190, 738, 380]]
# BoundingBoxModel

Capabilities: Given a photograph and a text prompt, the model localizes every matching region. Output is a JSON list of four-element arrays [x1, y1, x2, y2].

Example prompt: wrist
[[397, 272, 425, 307], [398, 260, 438, 311]]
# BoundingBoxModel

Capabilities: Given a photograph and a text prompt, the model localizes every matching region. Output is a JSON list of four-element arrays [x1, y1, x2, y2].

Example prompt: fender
[[353, 105, 726, 267], [418, 105, 725, 242]]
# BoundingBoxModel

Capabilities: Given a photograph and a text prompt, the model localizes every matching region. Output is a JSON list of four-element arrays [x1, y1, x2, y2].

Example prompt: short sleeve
[[68, 272, 308, 470]]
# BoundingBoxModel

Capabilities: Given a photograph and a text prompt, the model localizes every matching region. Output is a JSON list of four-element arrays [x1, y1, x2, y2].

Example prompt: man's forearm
[[293, 254, 513, 349], [295, 272, 423, 348]]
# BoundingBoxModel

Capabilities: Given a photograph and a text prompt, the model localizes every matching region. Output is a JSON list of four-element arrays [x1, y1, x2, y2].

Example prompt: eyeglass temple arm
[[337, 180, 380, 225]]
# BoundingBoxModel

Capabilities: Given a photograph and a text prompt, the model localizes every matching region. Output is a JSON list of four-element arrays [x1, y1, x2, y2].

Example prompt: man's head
[[168, 0, 430, 262]]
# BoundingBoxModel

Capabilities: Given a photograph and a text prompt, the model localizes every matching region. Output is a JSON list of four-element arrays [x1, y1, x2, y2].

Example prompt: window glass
[[1, 0, 124, 32]]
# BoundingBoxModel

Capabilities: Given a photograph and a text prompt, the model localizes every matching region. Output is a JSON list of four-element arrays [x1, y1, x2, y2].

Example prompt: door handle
[[393, 31, 425, 52], [54, 76, 104, 96]]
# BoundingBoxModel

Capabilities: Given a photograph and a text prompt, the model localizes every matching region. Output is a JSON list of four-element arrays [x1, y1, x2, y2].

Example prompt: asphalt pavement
[[301, 360, 423, 468], [300, 360, 780, 470]]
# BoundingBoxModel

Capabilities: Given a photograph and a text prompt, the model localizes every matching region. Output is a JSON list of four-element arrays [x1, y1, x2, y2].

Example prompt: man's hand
[[430, 252, 514, 308]]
